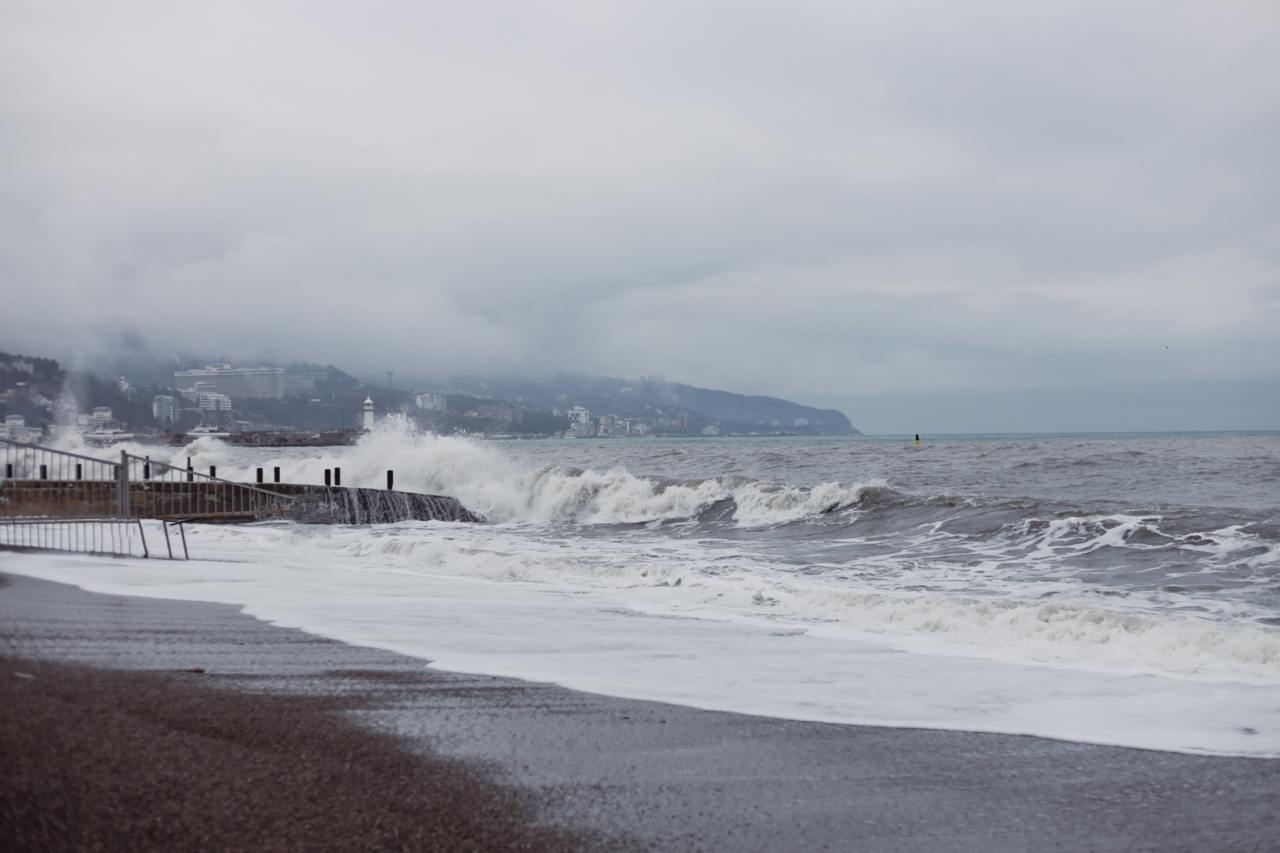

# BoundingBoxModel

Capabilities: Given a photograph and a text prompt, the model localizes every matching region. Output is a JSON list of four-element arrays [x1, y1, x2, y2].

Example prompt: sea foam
[[20, 424, 1278, 756]]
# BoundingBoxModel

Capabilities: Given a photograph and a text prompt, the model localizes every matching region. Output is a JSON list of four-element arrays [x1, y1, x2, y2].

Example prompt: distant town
[[1, 353, 855, 446]]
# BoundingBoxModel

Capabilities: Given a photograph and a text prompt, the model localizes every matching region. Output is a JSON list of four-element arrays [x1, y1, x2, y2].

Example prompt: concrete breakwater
[[152, 429, 362, 447], [0, 480, 482, 525], [263, 483, 483, 524]]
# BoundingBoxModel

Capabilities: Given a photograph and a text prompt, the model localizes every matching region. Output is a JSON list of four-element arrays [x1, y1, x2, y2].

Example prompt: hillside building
[[414, 392, 447, 412], [196, 391, 233, 428], [174, 365, 285, 400], [197, 392, 232, 413], [284, 374, 319, 396], [4, 414, 38, 443], [568, 405, 594, 438], [152, 395, 181, 426]]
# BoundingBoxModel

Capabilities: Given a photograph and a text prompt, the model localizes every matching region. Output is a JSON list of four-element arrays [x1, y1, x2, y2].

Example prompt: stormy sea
[[10, 426, 1279, 757]]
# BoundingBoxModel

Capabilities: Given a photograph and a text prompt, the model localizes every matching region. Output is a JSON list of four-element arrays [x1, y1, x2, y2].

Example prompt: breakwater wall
[[0, 480, 482, 525], [263, 483, 483, 524], [153, 429, 362, 447]]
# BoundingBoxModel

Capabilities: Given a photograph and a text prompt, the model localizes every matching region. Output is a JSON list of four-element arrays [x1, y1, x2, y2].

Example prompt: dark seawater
[[31, 427, 1280, 754], [489, 432, 1280, 620]]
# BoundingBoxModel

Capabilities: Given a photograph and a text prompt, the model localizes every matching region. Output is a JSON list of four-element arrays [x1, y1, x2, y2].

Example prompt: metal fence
[[0, 517, 153, 558], [1, 438, 296, 559], [0, 439, 145, 557], [118, 451, 296, 524]]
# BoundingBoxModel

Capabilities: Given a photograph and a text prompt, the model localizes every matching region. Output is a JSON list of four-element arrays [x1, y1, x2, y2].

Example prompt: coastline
[[2, 570, 1278, 851]]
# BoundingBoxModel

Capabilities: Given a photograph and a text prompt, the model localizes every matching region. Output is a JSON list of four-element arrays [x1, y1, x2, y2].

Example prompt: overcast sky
[[2, 1, 1277, 432]]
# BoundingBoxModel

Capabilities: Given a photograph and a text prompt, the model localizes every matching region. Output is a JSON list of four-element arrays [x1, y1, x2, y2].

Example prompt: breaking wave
[[129, 420, 890, 528], [311, 521, 1280, 684], [23, 423, 1280, 756]]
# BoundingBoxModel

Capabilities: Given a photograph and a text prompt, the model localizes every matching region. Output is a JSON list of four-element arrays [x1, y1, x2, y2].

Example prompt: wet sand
[[0, 655, 621, 852], [2, 570, 1277, 851]]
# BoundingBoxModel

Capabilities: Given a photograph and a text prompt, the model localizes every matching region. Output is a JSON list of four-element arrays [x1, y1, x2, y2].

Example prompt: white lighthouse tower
[[362, 396, 375, 430]]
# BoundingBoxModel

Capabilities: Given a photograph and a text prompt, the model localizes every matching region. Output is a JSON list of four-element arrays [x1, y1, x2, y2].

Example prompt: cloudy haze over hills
[[2, 1, 1277, 432]]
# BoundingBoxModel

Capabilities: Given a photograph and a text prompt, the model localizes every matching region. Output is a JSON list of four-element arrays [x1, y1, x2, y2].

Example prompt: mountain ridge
[[439, 372, 859, 436], [4, 347, 858, 437]]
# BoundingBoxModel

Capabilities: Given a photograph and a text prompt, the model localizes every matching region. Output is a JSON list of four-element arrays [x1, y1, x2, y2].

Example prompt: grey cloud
[[1, 0, 1277, 431]]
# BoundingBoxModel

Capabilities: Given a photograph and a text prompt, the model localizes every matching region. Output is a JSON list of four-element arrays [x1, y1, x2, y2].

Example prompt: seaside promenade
[[2, 569, 1277, 851]]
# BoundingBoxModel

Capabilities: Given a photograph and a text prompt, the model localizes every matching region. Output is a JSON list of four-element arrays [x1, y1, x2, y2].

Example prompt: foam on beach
[[4, 518, 1278, 758], [16, 426, 1278, 758]]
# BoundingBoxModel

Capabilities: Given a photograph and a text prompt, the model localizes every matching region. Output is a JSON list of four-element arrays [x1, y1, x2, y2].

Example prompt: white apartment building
[[174, 365, 286, 400], [194, 391, 233, 428], [568, 405, 594, 438], [152, 395, 181, 426], [414, 392, 447, 412], [197, 392, 232, 413], [4, 414, 38, 443], [284, 374, 319, 396], [179, 381, 219, 402]]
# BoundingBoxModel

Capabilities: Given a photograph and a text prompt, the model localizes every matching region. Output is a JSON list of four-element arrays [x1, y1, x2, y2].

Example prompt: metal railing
[[1, 438, 148, 557], [0, 517, 152, 558], [119, 452, 296, 523], [1, 439, 296, 559]]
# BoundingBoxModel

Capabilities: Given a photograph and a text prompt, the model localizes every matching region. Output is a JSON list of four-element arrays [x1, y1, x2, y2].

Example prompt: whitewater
[[4, 423, 1278, 757]]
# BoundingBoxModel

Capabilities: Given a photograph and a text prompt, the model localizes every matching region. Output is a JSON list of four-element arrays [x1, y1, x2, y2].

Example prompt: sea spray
[[137, 420, 888, 527]]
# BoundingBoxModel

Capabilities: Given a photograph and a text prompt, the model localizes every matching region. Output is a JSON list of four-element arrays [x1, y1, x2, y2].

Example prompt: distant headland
[[1, 351, 858, 442]]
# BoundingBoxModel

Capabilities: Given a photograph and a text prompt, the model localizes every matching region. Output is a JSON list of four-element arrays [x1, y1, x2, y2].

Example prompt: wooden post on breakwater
[[334, 467, 341, 486], [0, 477, 483, 525], [324, 469, 331, 487], [273, 466, 280, 484], [256, 467, 264, 484], [387, 470, 394, 491]]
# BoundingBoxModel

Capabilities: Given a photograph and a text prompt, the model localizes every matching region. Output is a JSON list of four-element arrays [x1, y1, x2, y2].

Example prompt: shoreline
[[6, 542, 1276, 760], [0, 654, 620, 852], [2, 570, 1278, 851]]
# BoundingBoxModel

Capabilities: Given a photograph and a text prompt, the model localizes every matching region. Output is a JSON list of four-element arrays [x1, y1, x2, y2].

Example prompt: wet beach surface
[[2, 571, 1277, 852]]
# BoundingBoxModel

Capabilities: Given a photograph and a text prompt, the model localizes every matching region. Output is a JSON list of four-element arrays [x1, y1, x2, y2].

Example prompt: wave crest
[[117, 421, 884, 528]]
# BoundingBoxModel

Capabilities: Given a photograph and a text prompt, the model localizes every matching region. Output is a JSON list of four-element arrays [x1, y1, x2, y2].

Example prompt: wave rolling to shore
[[4, 426, 1278, 757]]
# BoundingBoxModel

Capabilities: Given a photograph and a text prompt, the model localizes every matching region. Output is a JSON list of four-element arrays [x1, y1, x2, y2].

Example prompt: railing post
[[118, 451, 130, 517], [273, 466, 280, 484]]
